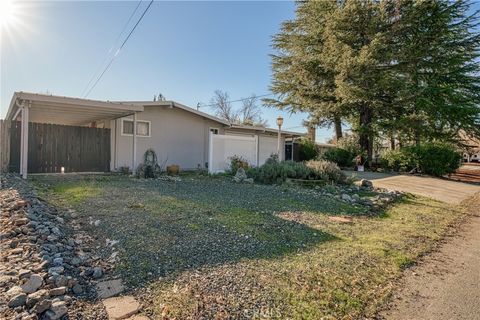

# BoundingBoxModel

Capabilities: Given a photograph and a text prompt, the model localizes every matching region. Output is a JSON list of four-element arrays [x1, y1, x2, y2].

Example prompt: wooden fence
[[0, 120, 11, 173], [9, 121, 111, 173]]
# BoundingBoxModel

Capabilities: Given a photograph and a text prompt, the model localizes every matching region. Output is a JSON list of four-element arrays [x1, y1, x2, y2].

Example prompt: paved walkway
[[346, 171, 480, 204]]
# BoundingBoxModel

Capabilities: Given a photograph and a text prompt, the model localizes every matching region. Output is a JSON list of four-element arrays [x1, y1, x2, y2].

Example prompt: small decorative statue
[[136, 149, 162, 178]]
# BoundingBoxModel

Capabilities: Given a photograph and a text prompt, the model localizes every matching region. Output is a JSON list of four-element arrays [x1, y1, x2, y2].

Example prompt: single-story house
[[0, 92, 304, 178]]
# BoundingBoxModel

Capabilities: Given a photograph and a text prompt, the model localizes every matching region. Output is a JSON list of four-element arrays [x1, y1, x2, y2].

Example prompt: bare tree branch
[[240, 95, 268, 127], [210, 90, 239, 124], [210, 91, 268, 127]]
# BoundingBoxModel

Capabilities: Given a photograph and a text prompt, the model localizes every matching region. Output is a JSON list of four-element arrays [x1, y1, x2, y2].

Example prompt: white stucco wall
[[110, 106, 294, 172], [111, 106, 224, 171]]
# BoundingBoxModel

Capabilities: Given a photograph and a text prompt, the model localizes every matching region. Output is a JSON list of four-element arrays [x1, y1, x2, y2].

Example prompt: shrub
[[337, 134, 363, 158], [228, 155, 250, 174], [412, 143, 461, 176], [298, 138, 318, 161], [251, 156, 346, 184], [380, 149, 417, 172], [305, 160, 346, 183], [381, 143, 461, 176], [322, 148, 355, 168], [251, 160, 313, 184]]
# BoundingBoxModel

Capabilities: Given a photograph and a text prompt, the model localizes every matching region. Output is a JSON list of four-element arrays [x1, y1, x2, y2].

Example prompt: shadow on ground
[[32, 175, 347, 287]]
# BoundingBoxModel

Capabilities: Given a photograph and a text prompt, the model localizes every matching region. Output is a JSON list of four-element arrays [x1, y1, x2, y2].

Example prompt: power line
[[84, 0, 154, 98], [81, 1, 143, 97], [198, 93, 274, 109]]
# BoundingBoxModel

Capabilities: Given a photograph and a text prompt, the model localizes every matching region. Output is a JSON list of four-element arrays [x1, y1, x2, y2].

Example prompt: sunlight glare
[[0, 0, 18, 28]]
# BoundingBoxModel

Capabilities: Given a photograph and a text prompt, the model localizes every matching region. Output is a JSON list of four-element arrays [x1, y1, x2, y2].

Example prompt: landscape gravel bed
[[0, 174, 110, 320]]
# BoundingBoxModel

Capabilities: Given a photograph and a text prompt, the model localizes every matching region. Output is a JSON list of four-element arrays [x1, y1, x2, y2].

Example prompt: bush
[[380, 149, 417, 172], [412, 143, 461, 176], [298, 138, 318, 161], [305, 160, 346, 183], [381, 143, 461, 176], [251, 160, 312, 184], [228, 155, 250, 174], [337, 134, 363, 158], [250, 155, 346, 184], [322, 148, 355, 168]]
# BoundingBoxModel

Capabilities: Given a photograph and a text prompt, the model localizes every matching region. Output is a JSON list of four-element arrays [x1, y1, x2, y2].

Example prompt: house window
[[210, 128, 219, 135], [121, 119, 151, 137]]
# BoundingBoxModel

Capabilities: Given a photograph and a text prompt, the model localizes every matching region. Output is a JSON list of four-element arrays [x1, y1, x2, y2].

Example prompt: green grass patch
[[31, 174, 469, 319]]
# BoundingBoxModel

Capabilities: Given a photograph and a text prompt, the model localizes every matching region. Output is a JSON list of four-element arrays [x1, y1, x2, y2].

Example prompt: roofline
[[121, 100, 231, 126], [6, 92, 143, 120], [228, 124, 305, 137], [120, 100, 305, 136], [3, 93, 305, 136]]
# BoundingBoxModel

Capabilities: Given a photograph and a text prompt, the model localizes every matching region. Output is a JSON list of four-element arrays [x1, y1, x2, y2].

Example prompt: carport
[[3, 92, 144, 178]]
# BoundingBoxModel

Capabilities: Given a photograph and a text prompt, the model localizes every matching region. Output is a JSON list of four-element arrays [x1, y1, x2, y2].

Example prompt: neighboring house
[[1, 92, 303, 177], [459, 131, 480, 163]]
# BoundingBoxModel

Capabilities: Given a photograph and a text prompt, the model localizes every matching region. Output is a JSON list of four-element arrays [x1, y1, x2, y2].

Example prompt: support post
[[21, 103, 29, 179], [254, 135, 259, 167], [208, 131, 213, 173], [291, 138, 295, 161], [19, 108, 24, 176], [132, 112, 137, 173], [276, 116, 283, 161], [277, 128, 282, 160]]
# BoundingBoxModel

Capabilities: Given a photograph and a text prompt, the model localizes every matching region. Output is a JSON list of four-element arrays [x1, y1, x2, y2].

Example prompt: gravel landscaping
[[26, 173, 469, 319], [0, 174, 108, 320]]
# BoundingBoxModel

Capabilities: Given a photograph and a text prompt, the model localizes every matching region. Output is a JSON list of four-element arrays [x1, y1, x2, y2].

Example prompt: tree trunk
[[414, 127, 421, 146], [334, 116, 343, 141], [390, 136, 395, 150], [359, 105, 373, 167]]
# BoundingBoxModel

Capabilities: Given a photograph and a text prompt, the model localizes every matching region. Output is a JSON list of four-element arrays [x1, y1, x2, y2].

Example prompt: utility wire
[[84, 0, 154, 98], [198, 93, 274, 109], [81, 1, 143, 97]]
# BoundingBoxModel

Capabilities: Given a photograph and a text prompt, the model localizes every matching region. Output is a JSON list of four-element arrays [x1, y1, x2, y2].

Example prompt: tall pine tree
[[269, 0, 480, 161]]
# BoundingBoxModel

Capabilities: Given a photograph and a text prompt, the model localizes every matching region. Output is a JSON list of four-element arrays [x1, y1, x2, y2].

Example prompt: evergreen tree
[[267, 1, 345, 140], [269, 0, 480, 161], [390, 0, 480, 144]]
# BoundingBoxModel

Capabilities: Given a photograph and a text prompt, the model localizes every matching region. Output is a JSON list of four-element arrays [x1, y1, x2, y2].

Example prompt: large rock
[[32, 299, 52, 314], [18, 269, 32, 279], [26, 289, 49, 308], [92, 267, 103, 279], [360, 179, 373, 188], [21, 274, 43, 293], [341, 194, 353, 202], [102, 296, 140, 320], [49, 286, 67, 296], [8, 293, 27, 307], [233, 167, 248, 182], [14, 218, 29, 226], [43, 300, 67, 320], [48, 266, 64, 276], [6, 285, 23, 297], [96, 279, 124, 299], [72, 284, 83, 295]]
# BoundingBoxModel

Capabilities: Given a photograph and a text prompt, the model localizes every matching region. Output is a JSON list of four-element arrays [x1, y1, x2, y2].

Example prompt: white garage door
[[209, 133, 258, 173], [258, 135, 284, 165]]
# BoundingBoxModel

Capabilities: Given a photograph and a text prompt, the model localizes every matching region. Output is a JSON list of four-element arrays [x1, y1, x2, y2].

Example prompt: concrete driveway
[[345, 171, 480, 204]]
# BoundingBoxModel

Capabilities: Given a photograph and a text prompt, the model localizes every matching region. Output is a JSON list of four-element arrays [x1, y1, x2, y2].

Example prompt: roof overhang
[[228, 124, 305, 137], [6, 92, 144, 126], [122, 100, 231, 126], [122, 100, 305, 137]]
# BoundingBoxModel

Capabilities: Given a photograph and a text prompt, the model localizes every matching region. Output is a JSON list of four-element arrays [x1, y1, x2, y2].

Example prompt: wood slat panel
[[9, 122, 110, 173]]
